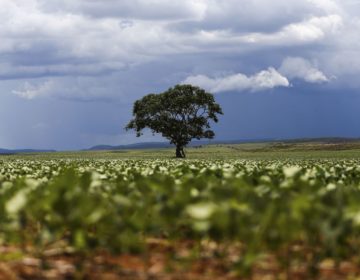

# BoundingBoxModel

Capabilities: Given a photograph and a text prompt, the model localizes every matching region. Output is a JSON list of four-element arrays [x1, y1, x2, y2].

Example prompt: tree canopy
[[126, 84, 223, 158]]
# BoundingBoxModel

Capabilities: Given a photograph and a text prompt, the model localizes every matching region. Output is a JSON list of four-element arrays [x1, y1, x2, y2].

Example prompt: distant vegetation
[[7, 139, 360, 160]]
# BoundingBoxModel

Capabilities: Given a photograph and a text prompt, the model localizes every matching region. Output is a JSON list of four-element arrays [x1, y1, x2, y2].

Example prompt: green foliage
[[2, 158, 360, 276], [126, 84, 223, 157]]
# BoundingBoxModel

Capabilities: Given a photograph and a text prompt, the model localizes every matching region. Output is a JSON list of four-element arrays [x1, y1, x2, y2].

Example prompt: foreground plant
[[1, 159, 360, 278]]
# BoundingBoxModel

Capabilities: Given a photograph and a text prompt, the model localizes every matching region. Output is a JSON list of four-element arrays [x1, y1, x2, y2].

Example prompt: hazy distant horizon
[[4, 135, 360, 152]]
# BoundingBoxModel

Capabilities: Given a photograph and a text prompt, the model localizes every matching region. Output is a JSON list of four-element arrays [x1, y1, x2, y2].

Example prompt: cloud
[[182, 68, 290, 93], [12, 78, 123, 101], [174, 0, 342, 34], [0, 0, 344, 84], [240, 15, 342, 46], [38, 0, 207, 21], [279, 57, 329, 83], [182, 56, 330, 94], [12, 80, 54, 99], [307, 0, 342, 14], [0, 62, 127, 80], [0, 0, 358, 101]]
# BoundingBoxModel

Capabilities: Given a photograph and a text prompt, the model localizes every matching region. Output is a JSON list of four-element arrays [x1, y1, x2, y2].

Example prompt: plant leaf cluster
[[1, 159, 360, 277]]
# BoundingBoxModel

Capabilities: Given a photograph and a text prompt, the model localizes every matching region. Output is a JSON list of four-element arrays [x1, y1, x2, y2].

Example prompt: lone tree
[[126, 84, 223, 158]]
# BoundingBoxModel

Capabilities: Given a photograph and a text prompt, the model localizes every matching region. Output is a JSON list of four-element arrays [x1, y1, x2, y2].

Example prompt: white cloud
[[0, 0, 346, 83], [307, 0, 342, 14], [187, 0, 343, 35], [11, 75, 136, 101], [279, 57, 329, 83], [182, 57, 330, 94], [12, 80, 54, 99], [1, 0, 359, 100], [241, 15, 342, 46], [182, 68, 290, 93]]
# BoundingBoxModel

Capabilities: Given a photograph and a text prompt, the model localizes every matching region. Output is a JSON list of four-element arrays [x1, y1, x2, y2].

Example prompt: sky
[[1, 0, 360, 150]]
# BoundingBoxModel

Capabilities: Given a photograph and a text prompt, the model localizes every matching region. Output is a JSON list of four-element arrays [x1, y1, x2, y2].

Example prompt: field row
[[1, 159, 360, 279]]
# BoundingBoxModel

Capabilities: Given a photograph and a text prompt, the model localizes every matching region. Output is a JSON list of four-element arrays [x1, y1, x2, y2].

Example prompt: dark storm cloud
[[0, 0, 344, 86]]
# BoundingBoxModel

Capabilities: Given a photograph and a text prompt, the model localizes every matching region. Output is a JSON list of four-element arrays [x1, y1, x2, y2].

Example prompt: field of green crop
[[2, 152, 360, 279]]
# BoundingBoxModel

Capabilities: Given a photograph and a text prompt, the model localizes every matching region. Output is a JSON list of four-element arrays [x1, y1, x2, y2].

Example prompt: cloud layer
[[1, 0, 360, 149], [182, 57, 329, 93], [182, 68, 290, 93], [0, 0, 351, 87], [279, 57, 329, 83]]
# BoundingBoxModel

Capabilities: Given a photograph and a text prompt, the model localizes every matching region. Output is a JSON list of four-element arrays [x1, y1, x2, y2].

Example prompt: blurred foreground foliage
[[1, 159, 360, 278]]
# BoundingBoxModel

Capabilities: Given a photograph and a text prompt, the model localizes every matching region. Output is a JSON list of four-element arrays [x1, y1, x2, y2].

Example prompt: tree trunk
[[181, 147, 186, 158], [176, 145, 185, 158]]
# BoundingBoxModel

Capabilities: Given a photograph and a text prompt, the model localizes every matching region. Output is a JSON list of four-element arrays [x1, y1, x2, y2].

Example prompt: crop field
[[2, 144, 360, 279]]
